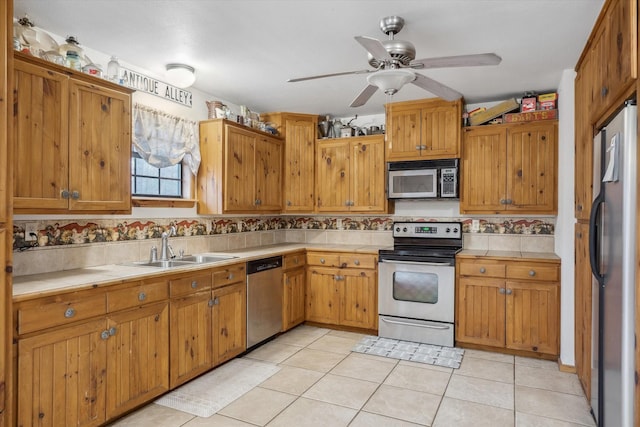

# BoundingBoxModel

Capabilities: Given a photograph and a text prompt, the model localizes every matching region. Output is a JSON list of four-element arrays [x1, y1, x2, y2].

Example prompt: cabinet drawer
[[339, 254, 377, 269], [506, 264, 559, 282], [458, 261, 506, 278], [18, 293, 107, 335], [107, 279, 169, 312], [170, 273, 212, 297], [213, 263, 246, 288], [284, 253, 305, 270], [307, 253, 341, 267]]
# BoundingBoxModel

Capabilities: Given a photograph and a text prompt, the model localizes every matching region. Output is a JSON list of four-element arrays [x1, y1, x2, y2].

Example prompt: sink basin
[[176, 255, 236, 263], [125, 254, 237, 268]]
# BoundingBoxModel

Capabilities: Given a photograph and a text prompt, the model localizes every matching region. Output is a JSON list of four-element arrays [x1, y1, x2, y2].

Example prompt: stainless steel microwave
[[387, 159, 459, 199]]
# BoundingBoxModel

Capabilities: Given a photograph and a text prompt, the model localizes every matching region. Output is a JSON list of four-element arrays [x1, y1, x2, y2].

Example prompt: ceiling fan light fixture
[[367, 68, 415, 95], [165, 63, 196, 88]]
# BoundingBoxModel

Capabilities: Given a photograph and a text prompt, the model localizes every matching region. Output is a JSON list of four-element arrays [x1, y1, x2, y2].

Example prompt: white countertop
[[13, 243, 385, 300]]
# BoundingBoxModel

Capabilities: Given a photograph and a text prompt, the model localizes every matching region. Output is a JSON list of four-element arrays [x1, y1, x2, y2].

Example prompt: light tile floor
[[109, 325, 596, 427]]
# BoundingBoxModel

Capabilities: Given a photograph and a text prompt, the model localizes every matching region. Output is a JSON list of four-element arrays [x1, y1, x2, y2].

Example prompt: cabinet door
[[460, 127, 507, 213], [350, 137, 386, 212], [212, 282, 246, 366], [224, 125, 257, 211], [283, 267, 306, 331], [421, 101, 461, 158], [603, 0, 637, 110], [574, 223, 592, 398], [339, 269, 377, 329], [255, 135, 282, 211], [106, 302, 169, 419], [283, 117, 316, 211], [68, 80, 131, 212], [456, 276, 505, 347], [574, 55, 594, 220], [306, 267, 340, 324], [386, 107, 421, 160], [17, 318, 108, 427], [506, 123, 557, 212], [169, 291, 213, 388], [315, 139, 350, 212], [505, 281, 559, 355], [13, 59, 70, 211]]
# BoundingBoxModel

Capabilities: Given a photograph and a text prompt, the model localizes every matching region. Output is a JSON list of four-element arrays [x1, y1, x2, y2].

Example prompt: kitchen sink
[[125, 254, 237, 268]]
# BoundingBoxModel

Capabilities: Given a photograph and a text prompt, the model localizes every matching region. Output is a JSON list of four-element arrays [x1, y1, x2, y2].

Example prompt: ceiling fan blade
[[412, 73, 463, 101], [350, 85, 378, 107], [288, 69, 373, 82], [410, 53, 502, 69], [354, 35, 392, 61]]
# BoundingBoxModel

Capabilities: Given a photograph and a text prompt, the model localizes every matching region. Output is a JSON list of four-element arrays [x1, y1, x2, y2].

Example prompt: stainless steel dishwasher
[[246, 256, 283, 348]]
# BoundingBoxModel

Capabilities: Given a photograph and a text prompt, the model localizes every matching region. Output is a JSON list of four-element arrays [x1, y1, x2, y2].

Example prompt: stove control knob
[[402, 227, 407, 232], [453, 227, 459, 233], [395, 227, 400, 232], [446, 227, 451, 233]]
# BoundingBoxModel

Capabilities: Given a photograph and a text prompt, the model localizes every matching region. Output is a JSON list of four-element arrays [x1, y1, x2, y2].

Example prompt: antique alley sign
[[120, 67, 193, 107]]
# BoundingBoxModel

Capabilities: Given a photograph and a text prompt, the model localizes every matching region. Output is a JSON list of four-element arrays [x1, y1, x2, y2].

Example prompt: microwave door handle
[[380, 259, 451, 267]]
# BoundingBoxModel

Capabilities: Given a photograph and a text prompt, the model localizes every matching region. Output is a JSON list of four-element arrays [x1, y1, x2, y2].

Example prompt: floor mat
[[352, 336, 464, 369], [155, 358, 281, 417]]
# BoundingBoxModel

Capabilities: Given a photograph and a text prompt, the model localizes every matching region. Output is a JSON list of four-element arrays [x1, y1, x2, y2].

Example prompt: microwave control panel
[[440, 168, 458, 198]]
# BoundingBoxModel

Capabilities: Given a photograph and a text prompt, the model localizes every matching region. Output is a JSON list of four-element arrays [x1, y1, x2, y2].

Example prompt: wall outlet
[[24, 222, 39, 241], [336, 218, 343, 230], [471, 219, 480, 232]]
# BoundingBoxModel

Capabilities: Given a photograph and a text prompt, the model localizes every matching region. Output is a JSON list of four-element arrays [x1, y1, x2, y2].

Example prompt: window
[[131, 151, 183, 198]]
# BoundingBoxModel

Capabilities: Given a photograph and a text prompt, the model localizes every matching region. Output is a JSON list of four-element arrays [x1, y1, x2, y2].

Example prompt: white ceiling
[[14, 0, 604, 117]]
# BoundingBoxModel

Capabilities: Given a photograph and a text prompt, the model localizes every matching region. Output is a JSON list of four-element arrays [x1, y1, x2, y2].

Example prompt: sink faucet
[[160, 226, 176, 261]]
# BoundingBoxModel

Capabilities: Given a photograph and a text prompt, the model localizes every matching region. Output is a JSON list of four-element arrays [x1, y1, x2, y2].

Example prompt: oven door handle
[[379, 259, 452, 267], [380, 316, 451, 330]]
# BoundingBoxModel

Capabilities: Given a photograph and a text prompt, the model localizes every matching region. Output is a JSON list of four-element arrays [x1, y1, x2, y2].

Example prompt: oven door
[[378, 259, 455, 323]]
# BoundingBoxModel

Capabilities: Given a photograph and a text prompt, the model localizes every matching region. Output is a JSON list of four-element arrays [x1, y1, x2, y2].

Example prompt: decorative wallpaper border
[[13, 216, 555, 251]]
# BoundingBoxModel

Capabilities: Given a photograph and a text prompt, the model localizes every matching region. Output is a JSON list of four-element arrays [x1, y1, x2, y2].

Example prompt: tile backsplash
[[12, 215, 555, 276]]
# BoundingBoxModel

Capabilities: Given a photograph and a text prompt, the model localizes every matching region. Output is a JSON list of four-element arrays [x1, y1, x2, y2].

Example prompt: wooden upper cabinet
[[385, 98, 462, 160], [198, 119, 283, 214], [261, 112, 317, 212], [574, 54, 595, 221], [461, 121, 557, 214], [315, 135, 387, 213], [13, 53, 133, 214]]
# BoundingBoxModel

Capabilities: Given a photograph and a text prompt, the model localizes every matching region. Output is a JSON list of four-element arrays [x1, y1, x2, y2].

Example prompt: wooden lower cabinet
[[574, 222, 592, 399], [456, 256, 560, 357], [283, 252, 306, 331], [17, 318, 108, 427], [212, 282, 246, 366], [305, 252, 377, 331], [106, 302, 169, 419]]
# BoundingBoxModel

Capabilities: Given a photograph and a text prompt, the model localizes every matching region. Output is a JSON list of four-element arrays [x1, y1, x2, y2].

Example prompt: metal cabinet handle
[[213, 297, 219, 305], [101, 330, 110, 340], [228, 273, 234, 280], [354, 259, 360, 266], [138, 292, 147, 301], [499, 199, 506, 205], [505, 199, 513, 205], [61, 189, 70, 199], [506, 289, 513, 295], [71, 191, 80, 200], [577, 204, 583, 211], [334, 275, 345, 281], [287, 200, 292, 206], [320, 258, 325, 264], [109, 327, 117, 336], [479, 267, 486, 274], [415, 145, 422, 150], [498, 288, 506, 294], [208, 299, 215, 307], [191, 281, 198, 288], [529, 270, 536, 277], [64, 307, 76, 318]]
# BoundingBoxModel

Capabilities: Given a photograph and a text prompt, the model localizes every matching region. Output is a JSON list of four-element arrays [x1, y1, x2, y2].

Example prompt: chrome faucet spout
[[160, 226, 177, 261]]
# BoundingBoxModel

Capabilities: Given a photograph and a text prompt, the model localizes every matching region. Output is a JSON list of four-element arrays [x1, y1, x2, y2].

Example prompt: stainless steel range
[[378, 221, 462, 347]]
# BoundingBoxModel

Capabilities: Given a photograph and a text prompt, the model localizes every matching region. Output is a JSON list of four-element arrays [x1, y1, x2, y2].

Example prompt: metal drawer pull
[[320, 258, 325, 264], [229, 273, 234, 280], [380, 317, 450, 330], [354, 259, 360, 265], [479, 267, 486, 273], [138, 292, 147, 301], [64, 308, 76, 318], [100, 330, 110, 340], [529, 270, 536, 277], [334, 275, 345, 281], [109, 327, 117, 336], [499, 288, 506, 294], [191, 281, 198, 288]]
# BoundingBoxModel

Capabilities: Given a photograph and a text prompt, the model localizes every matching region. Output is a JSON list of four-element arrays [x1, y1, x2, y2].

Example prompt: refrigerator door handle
[[589, 191, 605, 284]]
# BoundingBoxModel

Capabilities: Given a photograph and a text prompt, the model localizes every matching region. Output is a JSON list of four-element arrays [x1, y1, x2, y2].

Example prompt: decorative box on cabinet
[[315, 135, 388, 213], [456, 256, 560, 358], [260, 112, 317, 212], [385, 97, 462, 160], [461, 121, 558, 214], [305, 251, 378, 331], [198, 119, 283, 214], [13, 52, 133, 214]]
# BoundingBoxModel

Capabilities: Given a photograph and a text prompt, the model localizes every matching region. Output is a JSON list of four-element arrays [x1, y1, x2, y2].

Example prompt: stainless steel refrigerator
[[589, 103, 636, 427]]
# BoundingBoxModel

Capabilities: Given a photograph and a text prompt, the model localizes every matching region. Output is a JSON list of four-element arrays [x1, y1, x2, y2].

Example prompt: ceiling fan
[[288, 16, 502, 107]]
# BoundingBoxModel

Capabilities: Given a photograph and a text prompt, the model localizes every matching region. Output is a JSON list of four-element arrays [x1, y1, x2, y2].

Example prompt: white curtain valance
[[132, 104, 201, 175]]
